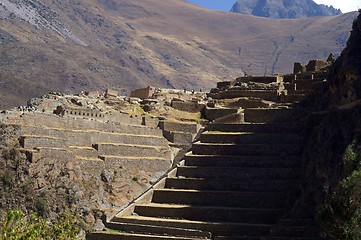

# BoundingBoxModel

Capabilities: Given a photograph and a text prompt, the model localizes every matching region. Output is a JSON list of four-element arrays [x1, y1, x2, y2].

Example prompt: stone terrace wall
[[0, 109, 174, 225], [64, 109, 105, 118]]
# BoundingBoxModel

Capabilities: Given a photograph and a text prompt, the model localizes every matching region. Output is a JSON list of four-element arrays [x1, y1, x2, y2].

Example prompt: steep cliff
[[291, 11, 361, 239]]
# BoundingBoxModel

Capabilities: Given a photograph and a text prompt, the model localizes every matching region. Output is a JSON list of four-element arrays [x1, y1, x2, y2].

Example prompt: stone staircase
[[87, 72, 325, 239]]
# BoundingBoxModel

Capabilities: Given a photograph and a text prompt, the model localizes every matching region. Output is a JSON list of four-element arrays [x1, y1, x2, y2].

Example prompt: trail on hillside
[[264, 23, 310, 75]]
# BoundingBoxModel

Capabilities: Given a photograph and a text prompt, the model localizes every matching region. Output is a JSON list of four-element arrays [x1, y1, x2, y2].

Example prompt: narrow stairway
[[87, 73, 326, 240], [87, 112, 319, 239]]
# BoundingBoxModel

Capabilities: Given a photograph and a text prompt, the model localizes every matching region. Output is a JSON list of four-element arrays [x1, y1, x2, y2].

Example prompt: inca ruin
[[1, 1, 361, 240]]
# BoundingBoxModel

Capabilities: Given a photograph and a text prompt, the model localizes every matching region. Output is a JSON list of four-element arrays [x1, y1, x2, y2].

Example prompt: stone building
[[130, 86, 155, 99], [105, 89, 118, 99]]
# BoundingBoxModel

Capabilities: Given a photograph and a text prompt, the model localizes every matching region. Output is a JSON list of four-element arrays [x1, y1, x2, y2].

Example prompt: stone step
[[87, 231, 207, 240], [19, 135, 67, 149], [224, 97, 273, 109], [269, 226, 320, 238], [244, 108, 309, 123], [164, 178, 300, 192], [159, 121, 199, 134], [104, 221, 211, 239], [134, 203, 284, 224], [183, 154, 301, 168], [281, 94, 309, 103], [214, 237, 320, 240], [176, 166, 300, 179], [20, 127, 167, 146], [93, 143, 171, 159], [204, 108, 240, 121], [212, 90, 279, 101], [111, 216, 272, 236], [100, 155, 170, 162], [206, 122, 301, 133], [200, 132, 300, 144], [151, 189, 288, 208], [191, 142, 302, 156]]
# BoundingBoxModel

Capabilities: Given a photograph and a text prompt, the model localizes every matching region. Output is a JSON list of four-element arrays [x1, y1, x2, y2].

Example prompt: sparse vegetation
[[0, 209, 80, 240], [9, 12, 16, 19], [0, 0, 354, 110], [35, 196, 48, 217], [317, 143, 361, 240], [0, 148, 24, 192], [132, 176, 138, 182]]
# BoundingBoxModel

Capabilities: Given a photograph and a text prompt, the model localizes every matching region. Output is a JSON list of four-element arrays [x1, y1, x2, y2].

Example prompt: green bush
[[317, 144, 361, 240], [0, 209, 80, 240], [343, 144, 361, 174]]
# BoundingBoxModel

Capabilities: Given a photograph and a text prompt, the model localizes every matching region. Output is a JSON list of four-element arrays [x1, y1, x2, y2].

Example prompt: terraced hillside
[[0, 88, 205, 225]]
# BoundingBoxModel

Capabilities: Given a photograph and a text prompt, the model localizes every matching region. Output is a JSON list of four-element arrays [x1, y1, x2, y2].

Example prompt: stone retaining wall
[[65, 109, 105, 118]]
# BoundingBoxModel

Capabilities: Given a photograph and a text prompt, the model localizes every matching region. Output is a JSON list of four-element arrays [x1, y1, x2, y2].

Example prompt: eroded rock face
[[290, 12, 361, 219], [0, 86, 192, 234], [328, 13, 361, 106], [0, 119, 171, 231], [0, 124, 70, 219]]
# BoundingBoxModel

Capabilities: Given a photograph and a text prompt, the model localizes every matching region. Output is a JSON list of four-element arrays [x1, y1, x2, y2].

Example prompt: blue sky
[[186, 0, 359, 13], [186, 0, 235, 11]]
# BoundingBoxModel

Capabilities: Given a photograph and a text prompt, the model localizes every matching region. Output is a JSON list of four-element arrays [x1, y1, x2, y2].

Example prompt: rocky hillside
[[0, 0, 356, 109], [0, 86, 206, 236], [288, 11, 361, 239], [230, 0, 342, 18]]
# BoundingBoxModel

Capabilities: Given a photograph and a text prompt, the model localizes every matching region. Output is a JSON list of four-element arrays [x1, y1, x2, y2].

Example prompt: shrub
[[0, 209, 80, 240], [1, 171, 14, 190], [343, 144, 361, 174], [35, 197, 48, 217], [317, 143, 361, 240]]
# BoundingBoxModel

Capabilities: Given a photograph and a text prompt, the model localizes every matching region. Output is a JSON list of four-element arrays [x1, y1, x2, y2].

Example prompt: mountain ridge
[[230, 0, 342, 18], [0, 0, 357, 109]]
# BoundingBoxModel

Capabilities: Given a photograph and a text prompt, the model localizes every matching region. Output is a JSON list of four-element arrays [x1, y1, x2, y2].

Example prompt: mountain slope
[[230, 0, 342, 18], [0, 0, 357, 109]]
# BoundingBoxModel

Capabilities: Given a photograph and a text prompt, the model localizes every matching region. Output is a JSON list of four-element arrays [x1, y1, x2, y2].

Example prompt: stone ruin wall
[[64, 109, 105, 118], [0, 106, 174, 226]]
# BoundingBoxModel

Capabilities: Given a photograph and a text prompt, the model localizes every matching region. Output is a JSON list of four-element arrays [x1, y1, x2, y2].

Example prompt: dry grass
[[0, 0, 357, 109]]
